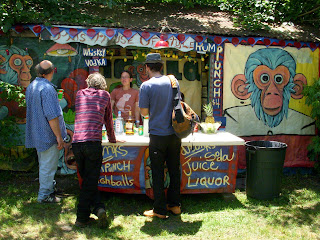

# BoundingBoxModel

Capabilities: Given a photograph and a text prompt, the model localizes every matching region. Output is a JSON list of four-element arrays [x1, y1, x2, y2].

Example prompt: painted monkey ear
[[231, 74, 251, 100], [291, 73, 307, 99], [0, 54, 8, 74]]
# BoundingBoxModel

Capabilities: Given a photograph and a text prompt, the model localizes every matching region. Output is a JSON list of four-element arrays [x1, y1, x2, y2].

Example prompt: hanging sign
[[194, 42, 218, 53], [83, 48, 107, 67], [83, 48, 106, 57], [52, 30, 110, 46], [84, 58, 107, 67], [115, 33, 195, 52]]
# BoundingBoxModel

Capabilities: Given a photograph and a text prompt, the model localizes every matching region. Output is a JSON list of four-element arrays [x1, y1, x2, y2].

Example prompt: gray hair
[[85, 72, 107, 90]]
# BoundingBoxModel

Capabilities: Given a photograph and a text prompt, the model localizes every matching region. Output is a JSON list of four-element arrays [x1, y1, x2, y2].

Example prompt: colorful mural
[[0, 38, 203, 173], [0, 45, 33, 122], [222, 43, 319, 168], [1, 26, 319, 173]]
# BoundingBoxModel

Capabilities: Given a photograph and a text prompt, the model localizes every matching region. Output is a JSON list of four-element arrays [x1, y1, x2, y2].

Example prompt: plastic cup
[[57, 89, 64, 100]]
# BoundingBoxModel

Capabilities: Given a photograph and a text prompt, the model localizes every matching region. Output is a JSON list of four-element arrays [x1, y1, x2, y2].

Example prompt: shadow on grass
[[2, 170, 319, 239], [181, 193, 245, 214], [141, 215, 202, 236], [245, 174, 320, 233], [100, 191, 245, 219], [0, 170, 125, 239]]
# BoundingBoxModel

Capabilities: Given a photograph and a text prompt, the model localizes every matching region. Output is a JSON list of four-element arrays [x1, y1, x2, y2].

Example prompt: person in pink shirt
[[72, 72, 119, 228], [111, 70, 140, 122]]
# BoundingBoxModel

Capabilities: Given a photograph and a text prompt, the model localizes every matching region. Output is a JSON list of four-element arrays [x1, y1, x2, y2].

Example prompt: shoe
[[53, 181, 63, 196], [96, 208, 110, 228], [143, 209, 169, 219], [75, 217, 95, 228], [40, 193, 61, 203], [167, 205, 181, 215], [53, 187, 64, 196]]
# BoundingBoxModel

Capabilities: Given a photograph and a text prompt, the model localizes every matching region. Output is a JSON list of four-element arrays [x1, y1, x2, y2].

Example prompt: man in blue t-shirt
[[139, 53, 182, 219]]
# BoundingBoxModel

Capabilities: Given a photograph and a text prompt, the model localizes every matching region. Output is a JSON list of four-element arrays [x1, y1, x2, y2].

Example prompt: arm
[[138, 84, 149, 117], [111, 99, 115, 112], [104, 97, 116, 143], [48, 117, 64, 150], [135, 102, 140, 121], [140, 108, 149, 117]]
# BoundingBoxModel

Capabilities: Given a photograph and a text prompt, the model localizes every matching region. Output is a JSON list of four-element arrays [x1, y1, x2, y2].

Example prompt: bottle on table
[[138, 124, 143, 136], [125, 111, 134, 135], [112, 112, 116, 130], [115, 111, 124, 135], [102, 124, 107, 140], [134, 120, 140, 135]]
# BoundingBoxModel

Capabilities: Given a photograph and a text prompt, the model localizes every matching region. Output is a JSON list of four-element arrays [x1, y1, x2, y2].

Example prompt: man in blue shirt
[[25, 60, 67, 203], [139, 53, 182, 219]]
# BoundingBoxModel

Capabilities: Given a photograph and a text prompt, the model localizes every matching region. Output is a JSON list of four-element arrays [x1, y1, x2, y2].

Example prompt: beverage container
[[115, 111, 124, 135], [57, 89, 64, 100], [102, 124, 107, 140], [134, 120, 140, 135], [143, 115, 149, 137], [138, 125, 143, 136], [113, 117, 116, 130], [125, 111, 134, 135]]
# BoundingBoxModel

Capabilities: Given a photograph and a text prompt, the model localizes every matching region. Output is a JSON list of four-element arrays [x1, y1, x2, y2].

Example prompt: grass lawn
[[0, 170, 319, 240]]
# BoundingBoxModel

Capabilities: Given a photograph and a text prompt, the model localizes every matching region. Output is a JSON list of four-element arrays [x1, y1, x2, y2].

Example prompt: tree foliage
[[1, 0, 320, 32], [0, 82, 26, 147], [303, 78, 320, 169]]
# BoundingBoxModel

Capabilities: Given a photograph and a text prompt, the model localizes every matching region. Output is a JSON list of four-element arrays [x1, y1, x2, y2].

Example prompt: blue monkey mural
[[224, 48, 315, 136]]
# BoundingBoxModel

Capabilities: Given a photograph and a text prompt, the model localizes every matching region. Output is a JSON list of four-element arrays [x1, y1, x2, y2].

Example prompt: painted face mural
[[0, 46, 33, 122], [0, 46, 33, 87], [134, 63, 149, 86], [9, 54, 33, 87], [231, 48, 307, 128]]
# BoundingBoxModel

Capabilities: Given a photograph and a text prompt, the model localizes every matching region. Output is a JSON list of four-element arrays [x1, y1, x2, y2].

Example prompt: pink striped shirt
[[72, 88, 116, 143]]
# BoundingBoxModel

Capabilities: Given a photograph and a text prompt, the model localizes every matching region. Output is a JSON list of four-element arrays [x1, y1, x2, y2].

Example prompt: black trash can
[[245, 140, 287, 200]]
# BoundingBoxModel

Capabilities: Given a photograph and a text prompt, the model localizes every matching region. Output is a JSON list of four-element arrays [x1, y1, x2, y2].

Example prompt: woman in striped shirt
[[72, 72, 118, 228]]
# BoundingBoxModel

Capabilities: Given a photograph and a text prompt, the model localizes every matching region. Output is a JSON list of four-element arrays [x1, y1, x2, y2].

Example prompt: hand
[[56, 137, 64, 150], [116, 139, 126, 143]]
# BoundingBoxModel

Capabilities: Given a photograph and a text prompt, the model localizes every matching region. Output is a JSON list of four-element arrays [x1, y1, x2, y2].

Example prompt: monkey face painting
[[253, 65, 290, 116], [0, 45, 33, 87], [9, 54, 33, 87], [231, 48, 306, 128]]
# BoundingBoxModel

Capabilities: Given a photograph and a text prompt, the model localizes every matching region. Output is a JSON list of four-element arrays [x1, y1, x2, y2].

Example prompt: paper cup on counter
[[57, 89, 64, 100]]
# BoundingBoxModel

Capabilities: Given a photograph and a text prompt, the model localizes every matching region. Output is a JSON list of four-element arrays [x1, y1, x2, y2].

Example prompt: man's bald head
[[35, 60, 55, 79], [40, 60, 53, 70]]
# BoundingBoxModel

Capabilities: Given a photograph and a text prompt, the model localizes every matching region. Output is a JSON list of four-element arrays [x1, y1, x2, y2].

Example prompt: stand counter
[[99, 132, 245, 198]]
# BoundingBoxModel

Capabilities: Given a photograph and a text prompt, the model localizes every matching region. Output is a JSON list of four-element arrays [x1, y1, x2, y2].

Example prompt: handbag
[[168, 75, 200, 138]]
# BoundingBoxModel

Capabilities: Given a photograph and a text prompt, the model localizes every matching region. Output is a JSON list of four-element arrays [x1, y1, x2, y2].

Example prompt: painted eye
[[13, 58, 22, 66], [260, 73, 269, 83], [26, 59, 33, 66], [274, 74, 283, 84]]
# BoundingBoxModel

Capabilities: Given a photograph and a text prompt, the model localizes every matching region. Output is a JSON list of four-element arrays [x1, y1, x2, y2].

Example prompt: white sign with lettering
[[52, 30, 110, 46], [52, 31, 195, 52]]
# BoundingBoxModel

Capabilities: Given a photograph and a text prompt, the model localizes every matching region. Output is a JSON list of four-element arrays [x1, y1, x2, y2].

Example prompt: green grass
[[0, 171, 319, 240]]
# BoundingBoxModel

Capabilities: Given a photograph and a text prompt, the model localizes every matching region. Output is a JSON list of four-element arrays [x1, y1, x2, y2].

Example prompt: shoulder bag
[[168, 75, 200, 138]]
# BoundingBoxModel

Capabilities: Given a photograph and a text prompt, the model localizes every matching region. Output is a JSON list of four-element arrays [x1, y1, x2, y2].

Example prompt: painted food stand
[[98, 132, 244, 198]]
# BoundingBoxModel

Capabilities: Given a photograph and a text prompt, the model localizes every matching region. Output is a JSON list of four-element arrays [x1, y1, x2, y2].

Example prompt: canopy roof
[[6, 3, 320, 45]]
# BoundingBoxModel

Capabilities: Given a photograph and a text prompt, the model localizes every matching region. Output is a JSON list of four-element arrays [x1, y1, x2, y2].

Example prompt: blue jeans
[[37, 144, 59, 202], [149, 134, 181, 215], [72, 141, 105, 223]]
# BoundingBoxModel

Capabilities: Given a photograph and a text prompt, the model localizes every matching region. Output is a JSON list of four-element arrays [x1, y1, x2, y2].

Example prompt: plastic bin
[[245, 140, 287, 200]]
